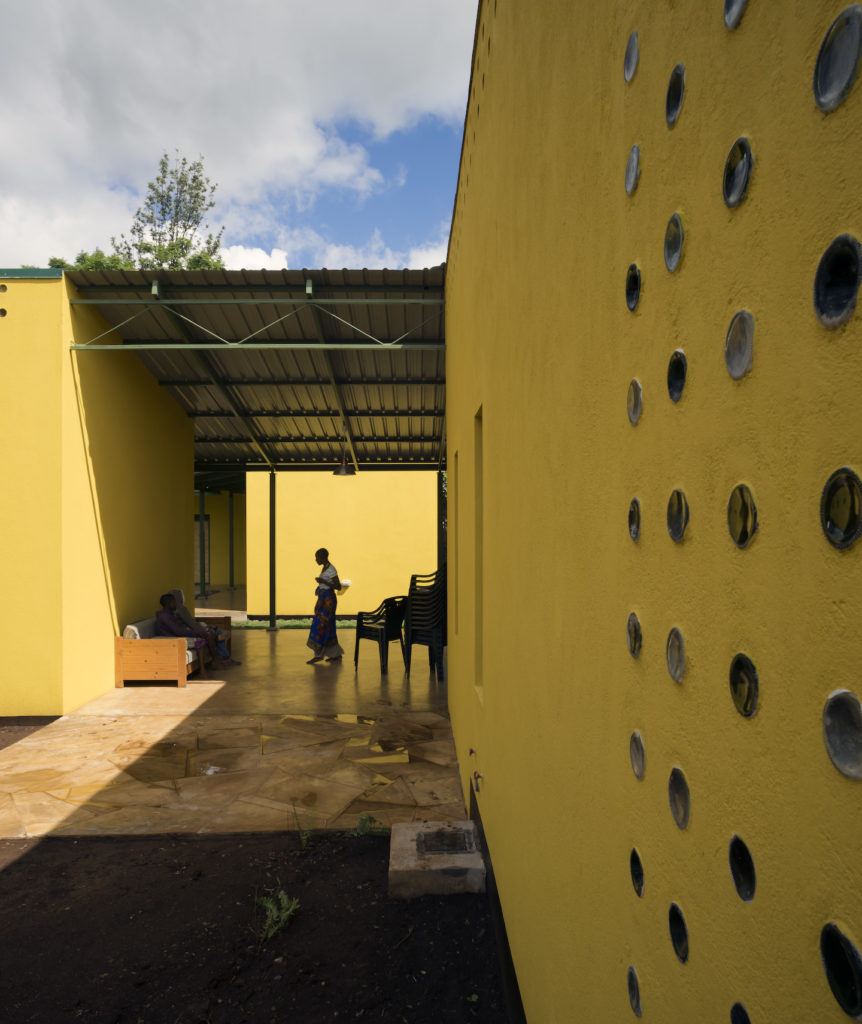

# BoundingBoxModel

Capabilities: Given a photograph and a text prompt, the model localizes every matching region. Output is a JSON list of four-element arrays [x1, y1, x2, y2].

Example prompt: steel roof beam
[[308, 303, 359, 473], [189, 408, 442, 419], [197, 433, 440, 445], [160, 376, 443, 388], [70, 296, 442, 306]]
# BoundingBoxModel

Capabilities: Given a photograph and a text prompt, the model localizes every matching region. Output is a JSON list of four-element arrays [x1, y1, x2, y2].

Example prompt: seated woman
[[155, 592, 224, 678], [306, 548, 345, 664], [169, 588, 240, 666]]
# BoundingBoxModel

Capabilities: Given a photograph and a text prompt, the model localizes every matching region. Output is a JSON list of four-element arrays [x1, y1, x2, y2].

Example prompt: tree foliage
[[46, 151, 225, 271]]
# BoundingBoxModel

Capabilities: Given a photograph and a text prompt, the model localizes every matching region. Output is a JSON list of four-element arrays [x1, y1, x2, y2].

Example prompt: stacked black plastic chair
[[353, 595, 407, 673], [404, 567, 447, 682]]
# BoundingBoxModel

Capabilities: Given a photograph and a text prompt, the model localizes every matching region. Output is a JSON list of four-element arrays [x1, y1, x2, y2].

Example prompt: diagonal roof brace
[[156, 303, 276, 469], [308, 303, 359, 473]]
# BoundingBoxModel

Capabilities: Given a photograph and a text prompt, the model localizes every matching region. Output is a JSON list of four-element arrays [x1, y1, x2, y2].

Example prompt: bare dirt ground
[[0, 830, 507, 1023]]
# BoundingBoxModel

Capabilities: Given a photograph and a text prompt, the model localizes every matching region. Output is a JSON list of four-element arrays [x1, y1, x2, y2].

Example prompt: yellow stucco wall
[[246, 471, 438, 616], [195, 489, 247, 587], [447, 2, 862, 1021], [0, 278, 64, 713], [0, 275, 194, 715]]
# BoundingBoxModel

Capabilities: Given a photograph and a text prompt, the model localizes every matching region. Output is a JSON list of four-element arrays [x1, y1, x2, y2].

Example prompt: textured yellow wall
[[196, 490, 247, 586], [0, 278, 64, 713], [246, 471, 438, 616], [0, 275, 194, 715], [447, 2, 862, 1021]]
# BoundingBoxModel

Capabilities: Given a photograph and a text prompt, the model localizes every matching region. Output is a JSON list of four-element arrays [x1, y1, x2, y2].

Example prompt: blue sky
[[0, 1, 476, 270]]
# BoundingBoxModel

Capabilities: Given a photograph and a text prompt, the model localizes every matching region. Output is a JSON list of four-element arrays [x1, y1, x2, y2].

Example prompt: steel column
[[267, 470, 277, 631]]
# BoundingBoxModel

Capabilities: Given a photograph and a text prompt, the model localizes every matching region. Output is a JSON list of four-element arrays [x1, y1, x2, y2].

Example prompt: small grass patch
[[234, 618, 356, 630], [255, 888, 300, 947]]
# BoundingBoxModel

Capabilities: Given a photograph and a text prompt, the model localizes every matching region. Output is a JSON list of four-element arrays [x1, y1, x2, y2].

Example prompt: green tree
[[44, 151, 225, 272], [47, 250, 135, 271], [112, 151, 225, 270]]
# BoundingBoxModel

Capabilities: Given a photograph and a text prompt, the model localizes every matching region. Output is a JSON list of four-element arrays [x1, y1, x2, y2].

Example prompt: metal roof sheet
[[67, 267, 446, 490]]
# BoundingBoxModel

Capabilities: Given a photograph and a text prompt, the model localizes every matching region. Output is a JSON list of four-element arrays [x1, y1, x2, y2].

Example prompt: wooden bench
[[114, 615, 231, 687]]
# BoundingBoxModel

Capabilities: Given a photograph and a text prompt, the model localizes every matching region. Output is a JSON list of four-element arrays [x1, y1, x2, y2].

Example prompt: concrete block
[[388, 820, 485, 899]]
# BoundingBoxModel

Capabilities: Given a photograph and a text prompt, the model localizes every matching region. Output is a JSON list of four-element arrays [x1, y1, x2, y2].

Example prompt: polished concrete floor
[[0, 621, 461, 840]]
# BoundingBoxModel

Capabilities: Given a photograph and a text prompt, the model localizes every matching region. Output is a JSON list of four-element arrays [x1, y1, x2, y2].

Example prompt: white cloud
[[220, 246, 289, 271], [0, 1, 475, 267]]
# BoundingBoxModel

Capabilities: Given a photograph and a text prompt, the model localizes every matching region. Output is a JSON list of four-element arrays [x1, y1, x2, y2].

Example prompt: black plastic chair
[[404, 568, 446, 682], [353, 596, 407, 673]]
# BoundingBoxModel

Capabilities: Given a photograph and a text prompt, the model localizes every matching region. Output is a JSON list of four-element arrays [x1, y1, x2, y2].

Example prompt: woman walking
[[306, 547, 345, 664]]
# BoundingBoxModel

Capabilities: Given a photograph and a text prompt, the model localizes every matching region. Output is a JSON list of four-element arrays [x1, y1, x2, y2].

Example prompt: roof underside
[[67, 267, 446, 493]]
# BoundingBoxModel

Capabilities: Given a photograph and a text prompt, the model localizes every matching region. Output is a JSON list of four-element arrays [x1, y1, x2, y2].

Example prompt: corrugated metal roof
[[67, 267, 446, 491]]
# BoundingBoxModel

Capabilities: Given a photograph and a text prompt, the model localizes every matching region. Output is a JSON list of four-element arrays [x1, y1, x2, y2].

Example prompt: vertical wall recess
[[474, 408, 484, 692], [729, 653, 759, 717], [813, 6, 862, 111], [668, 767, 691, 829], [820, 466, 862, 548], [820, 922, 862, 1018], [725, 310, 755, 379], [822, 689, 862, 778]]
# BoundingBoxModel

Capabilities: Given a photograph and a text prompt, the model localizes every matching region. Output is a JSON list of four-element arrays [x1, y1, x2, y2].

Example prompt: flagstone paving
[[0, 629, 463, 838]]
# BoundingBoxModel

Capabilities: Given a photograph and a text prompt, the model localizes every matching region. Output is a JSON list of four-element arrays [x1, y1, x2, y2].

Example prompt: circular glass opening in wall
[[725, 0, 749, 30], [626, 264, 642, 310], [727, 484, 758, 548], [627, 965, 642, 1017], [814, 5, 862, 112], [821, 922, 862, 1018], [624, 31, 640, 83], [625, 145, 641, 195], [664, 213, 684, 272], [628, 498, 641, 541], [823, 689, 862, 778], [668, 766, 690, 829], [630, 731, 646, 779], [814, 234, 862, 328], [730, 1003, 752, 1024], [729, 835, 756, 901], [666, 627, 686, 682], [628, 378, 643, 425], [723, 137, 753, 207], [627, 613, 643, 658], [667, 489, 690, 542], [666, 63, 686, 126], [630, 848, 645, 896], [667, 349, 687, 401], [725, 310, 754, 379], [729, 653, 759, 717], [820, 466, 862, 548], [668, 903, 689, 962]]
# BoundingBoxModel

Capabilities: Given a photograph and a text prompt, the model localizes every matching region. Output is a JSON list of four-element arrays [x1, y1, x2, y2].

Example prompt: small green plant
[[291, 804, 313, 849], [255, 888, 300, 946], [349, 812, 391, 836]]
